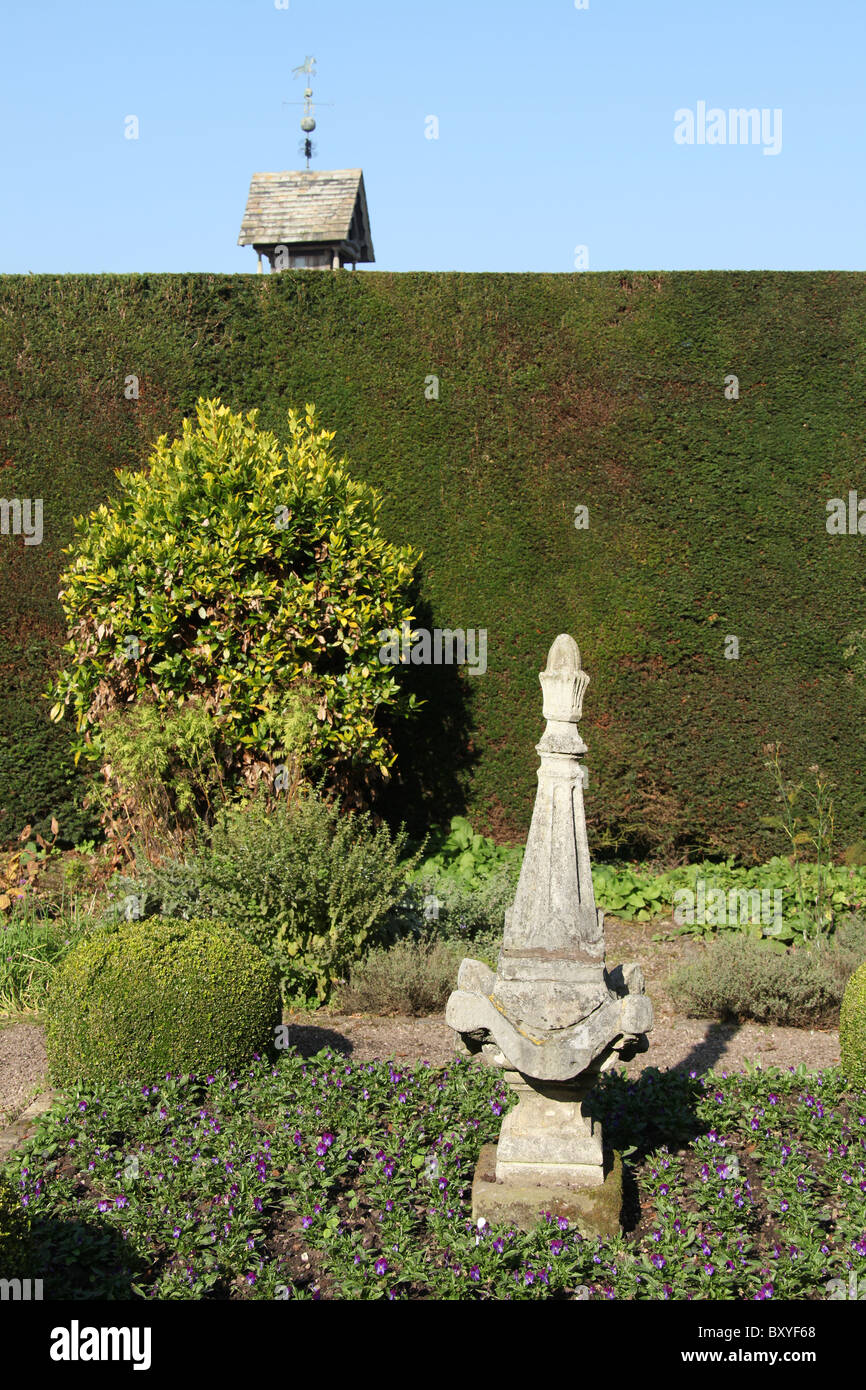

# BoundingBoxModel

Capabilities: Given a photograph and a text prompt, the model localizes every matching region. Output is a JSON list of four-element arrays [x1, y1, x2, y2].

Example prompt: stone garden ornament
[[446, 634, 653, 1233]]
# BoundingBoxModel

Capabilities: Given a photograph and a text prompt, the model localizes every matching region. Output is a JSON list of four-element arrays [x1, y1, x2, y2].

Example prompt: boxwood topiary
[[45, 916, 281, 1087], [840, 961, 866, 1088], [0, 1171, 32, 1279]]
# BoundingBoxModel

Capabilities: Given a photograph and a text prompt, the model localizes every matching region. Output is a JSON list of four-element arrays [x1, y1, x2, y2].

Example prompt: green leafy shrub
[[404, 816, 866, 941], [839, 960, 866, 1087], [591, 862, 671, 921], [336, 938, 463, 1016], [47, 396, 423, 855], [391, 815, 522, 963], [388, 866, 514, 965], [88, 696, 239, 865], [45, 916, 281, 1086], [0, 1171, 32, 1278], [89, 686, 321, 866], [664, 930, 866, 1028], [104, 788, 420, 1006], [405, 814, 866, 943]]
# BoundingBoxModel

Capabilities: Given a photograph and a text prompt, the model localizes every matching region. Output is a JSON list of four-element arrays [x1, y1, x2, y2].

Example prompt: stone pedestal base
[[495, 1071, 604, 1186], [472, 1143, 623, 1237]]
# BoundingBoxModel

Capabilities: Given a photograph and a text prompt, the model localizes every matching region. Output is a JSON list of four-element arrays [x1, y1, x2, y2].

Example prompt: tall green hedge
[[1, 271, 865, 859]]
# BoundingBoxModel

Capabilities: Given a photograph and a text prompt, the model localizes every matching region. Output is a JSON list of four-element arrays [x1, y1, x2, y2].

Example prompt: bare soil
[[0, 918, 840, 1131]]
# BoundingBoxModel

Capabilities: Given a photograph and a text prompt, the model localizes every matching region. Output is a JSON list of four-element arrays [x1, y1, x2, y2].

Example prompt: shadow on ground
[[23, 1213, 144, 1299], [282, 1024, 353, 1058], [670, 1019, 743, 1078], [375, 581, 481, 840]]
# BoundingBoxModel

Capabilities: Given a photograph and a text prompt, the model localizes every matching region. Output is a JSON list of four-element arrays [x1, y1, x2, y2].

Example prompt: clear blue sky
[[2, 0, 863, 273]]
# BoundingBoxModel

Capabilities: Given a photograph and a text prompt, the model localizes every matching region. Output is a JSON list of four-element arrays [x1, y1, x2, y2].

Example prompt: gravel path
[[278, 1010, 840, 1078], [0, 1020, 49, 1126], [0, 918, 842, 1130], [0, 1011, 838, 1133]]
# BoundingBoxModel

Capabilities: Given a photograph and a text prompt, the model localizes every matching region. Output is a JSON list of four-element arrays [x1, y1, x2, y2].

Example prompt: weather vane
[[283, 55, 333, 170]]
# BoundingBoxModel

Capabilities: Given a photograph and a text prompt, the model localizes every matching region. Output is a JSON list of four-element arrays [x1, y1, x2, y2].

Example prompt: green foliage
[[390, 870, 513, 970], [0, 908, 84, 1017], [389, 818, 522, 964], [45, 396, 423, 851], [400, 814, 866, 948], [6, 273, 866, 856], [45, 916, 281, 1087], [336, 938, 463, 1016], [842, 627, 866, 681], [0, 1170, 32, 1279], [401, 812, 866, 943], [760, 745, 837, 940], [409, 815, 524, 892], [104, 788, 420, 1006], [94, 697, 233, 862], [591, 862, 670, 921], [664, 931, 866, 1028], [5, 1055, 866, 1300], [0, 639, 102, 848], [839, 960, 866, 1088], [591, 857, 866, 939], [87, 691, 314, 864], [0, 842, 111, 1016]]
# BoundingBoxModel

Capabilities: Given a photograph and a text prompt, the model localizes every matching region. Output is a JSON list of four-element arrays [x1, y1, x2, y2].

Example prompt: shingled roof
[[237, 168, 375, 262]]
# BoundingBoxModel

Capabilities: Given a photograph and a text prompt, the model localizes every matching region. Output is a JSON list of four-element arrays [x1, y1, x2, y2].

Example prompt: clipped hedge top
[[842, 960, 866, 1010], [51, 914, 280, 1008]]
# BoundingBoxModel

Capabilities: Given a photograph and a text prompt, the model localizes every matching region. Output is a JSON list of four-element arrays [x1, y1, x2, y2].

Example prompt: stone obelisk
[[446, 634, 652, 1232]]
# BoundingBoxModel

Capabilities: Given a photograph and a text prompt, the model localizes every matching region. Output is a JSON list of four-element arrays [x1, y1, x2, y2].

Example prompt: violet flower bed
[[3, 1053, 865, 1300]]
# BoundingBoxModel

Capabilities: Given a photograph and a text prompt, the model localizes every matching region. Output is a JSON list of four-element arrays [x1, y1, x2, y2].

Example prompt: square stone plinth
[[493, 1072, 604, 1185], [495, 1089, 604, 1184], [472, 1143, 623, 1238]]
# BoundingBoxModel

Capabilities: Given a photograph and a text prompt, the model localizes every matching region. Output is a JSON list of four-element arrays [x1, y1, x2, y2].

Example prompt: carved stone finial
[[445, 632, 653, 1233], [539, 634, 590, 725]]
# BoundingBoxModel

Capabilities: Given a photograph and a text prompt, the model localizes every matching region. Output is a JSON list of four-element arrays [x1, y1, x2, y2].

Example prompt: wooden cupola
[[237, 168, 375, 272]]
